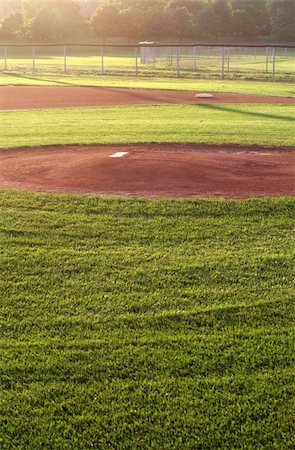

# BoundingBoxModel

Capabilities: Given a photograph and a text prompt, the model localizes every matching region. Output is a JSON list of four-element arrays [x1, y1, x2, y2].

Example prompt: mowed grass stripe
[[1, 192, 295, 449], [1, 73, 295, 97], [0, 104, 294, 149]]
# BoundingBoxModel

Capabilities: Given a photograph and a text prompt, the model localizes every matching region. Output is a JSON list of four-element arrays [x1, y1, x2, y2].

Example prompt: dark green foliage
[[0, 0, 294, 43], [1, 192, 295, 449], [230, 0, 271, 38], [268, 0, 295, 41]]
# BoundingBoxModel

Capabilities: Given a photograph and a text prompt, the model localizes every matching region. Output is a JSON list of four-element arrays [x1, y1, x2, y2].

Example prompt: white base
[[109, 152, 128, 158], [195, 93, 214, 98]]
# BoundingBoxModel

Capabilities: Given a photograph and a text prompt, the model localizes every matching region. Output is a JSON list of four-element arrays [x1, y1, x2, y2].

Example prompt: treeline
[[0, 0, 294, 43]]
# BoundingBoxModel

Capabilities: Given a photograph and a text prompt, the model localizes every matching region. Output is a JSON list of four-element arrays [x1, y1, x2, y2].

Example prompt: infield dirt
[[1, 86, 294, 110], [1, 86, 294, 198], [1, 144, 294, 198]]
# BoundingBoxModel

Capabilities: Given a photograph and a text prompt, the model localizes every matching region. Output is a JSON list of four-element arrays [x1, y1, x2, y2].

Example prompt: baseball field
[[0, 73, 295, 449]]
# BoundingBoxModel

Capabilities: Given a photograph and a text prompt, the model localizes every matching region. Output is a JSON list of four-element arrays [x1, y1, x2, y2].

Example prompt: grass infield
[[1, 191, 295, 449], [0, 103, 294, 149], [1, 74, 294, 449]]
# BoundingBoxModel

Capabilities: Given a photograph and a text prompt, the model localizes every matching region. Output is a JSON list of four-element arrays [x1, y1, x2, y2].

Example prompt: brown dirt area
[[1, 86, 294, 198], [0, 86, 294, 110], [1, 144, 294, 198]]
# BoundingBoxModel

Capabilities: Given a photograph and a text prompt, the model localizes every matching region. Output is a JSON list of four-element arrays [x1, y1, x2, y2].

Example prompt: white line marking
[[109, 152, 128, 158]]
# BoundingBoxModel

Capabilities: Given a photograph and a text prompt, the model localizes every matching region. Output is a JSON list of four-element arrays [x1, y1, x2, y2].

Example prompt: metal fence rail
[[1, 43, 294, 80]]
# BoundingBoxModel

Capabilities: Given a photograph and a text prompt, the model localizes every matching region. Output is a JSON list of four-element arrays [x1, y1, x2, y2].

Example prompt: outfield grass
[[0, 104, 294, 149], [1, 50, 294, 80], [1, 72, 295, 97], [1, 66, 294, 449], [1, 191, 295, 449]]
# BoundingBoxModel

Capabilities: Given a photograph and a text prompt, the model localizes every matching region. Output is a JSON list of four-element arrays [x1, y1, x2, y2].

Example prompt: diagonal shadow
[[196, 103, 295, 122], [3, 73, 119, 90], [4, 73, 75, 86]]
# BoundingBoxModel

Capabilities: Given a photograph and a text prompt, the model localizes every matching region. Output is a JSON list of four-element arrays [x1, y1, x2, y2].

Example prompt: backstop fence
[[1, 43, 294, 80]]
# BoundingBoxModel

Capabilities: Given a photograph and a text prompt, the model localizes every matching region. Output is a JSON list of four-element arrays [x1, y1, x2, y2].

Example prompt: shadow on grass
[[4, 72, 75, 86], [198, 103, 295, 122], [2, 73, 123, 90]]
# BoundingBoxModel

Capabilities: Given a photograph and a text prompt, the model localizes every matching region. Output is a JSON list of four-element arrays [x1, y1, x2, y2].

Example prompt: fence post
[[221, 47, 225, 78], [32, 47, 36, 71], [4, 47, 7, 71], [272, 47, 276, 80], [135, 46, 138, 77], [101, 46, 104, 75], [176, 46, 180, 77], [63, 46, 67, 73], [193, 46, 197, 71], [227, 47, 230, 72], [265, 47, 269, 73]]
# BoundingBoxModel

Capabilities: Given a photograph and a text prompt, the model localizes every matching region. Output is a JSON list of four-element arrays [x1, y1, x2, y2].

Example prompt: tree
[[90, 2, 121, 41], [22, 0, 43, 22], [0, 9, 24, 39], [195, 3, 219, 39], [142, 3, 167, 40], [25, 0, 86, 42], [2, 0, 294, 44], [55, 0, 87, 40], [212, 0, 232, 37], [165, 0, 203, 16], [0, 0, 21, 21], [28, 6, 61, 41], [229, 0, 271, 39], [165, 3, 195, 40], [79, 0, 101, 17], [267, 0, 295, 41], [118, 5, 145, 42]]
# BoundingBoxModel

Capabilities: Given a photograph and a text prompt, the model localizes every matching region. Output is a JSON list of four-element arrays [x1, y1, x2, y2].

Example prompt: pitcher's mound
[[0, 144, 294, 199]]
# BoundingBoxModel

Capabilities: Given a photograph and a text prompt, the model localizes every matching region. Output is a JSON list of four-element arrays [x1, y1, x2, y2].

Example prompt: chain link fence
[[1, 43, 294, 80]]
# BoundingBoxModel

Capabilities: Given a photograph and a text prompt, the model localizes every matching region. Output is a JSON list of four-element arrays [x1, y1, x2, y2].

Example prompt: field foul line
[[109, 152, 128, 158]]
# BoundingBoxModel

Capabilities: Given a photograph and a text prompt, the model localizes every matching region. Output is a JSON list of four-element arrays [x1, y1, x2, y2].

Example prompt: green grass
[[0, 104, 294, 149], [1, 72, 295, 97], [1, 49, 294, 80], [1, 65, 294, 449], [1, 191, 295, 449]]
